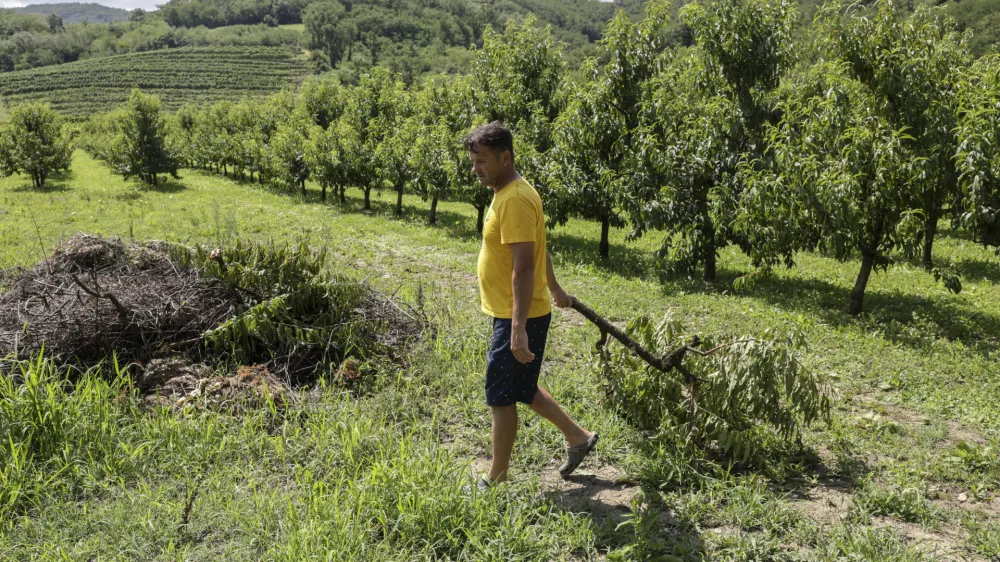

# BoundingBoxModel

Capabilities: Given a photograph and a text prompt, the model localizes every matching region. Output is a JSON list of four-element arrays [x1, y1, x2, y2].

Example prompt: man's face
[[468, 146, 507, 188]]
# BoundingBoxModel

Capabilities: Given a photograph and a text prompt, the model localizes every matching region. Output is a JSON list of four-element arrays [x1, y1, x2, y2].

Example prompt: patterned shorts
[[485, 313, 551, 407]]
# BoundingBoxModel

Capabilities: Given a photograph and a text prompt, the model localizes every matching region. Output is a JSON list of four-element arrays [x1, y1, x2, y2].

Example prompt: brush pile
[[0, 234, 422, 405]]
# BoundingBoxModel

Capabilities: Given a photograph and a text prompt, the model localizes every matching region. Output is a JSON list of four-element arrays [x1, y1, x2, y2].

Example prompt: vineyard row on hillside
[[0, 46, 308, 116]]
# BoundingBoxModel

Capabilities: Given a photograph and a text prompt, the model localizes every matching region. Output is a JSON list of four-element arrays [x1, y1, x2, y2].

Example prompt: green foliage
[[373, 83, 414, 217], [945, 0, 1000, 57], [547, 0, 671, 258], [471, 15, 565, 150], [963, 517, 1000, 559], [956, 54, 1000, 248], [681, 0, 797, 110], [405, 75, 474, 224], [0, 101, 72, 188], [181, 239, 386, 381], [303, 121, 343, 203], [819, 0, 971, 270], [851, 479, 937, 524], [0, 354, 138, 523], [627, 0, 797, 281], [298, 74, 345, 129], [340, 66, 407, 210], [607, 491, 670, 561], [303, 1, 349, 67], [600, 314, 830, 466], [267, 113, 313, 195], [815, 524, 938, 562], [90, 88, 180, 185], [739, 61, 921, 314]]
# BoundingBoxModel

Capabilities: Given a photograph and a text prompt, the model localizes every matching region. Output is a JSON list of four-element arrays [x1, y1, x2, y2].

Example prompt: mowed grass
[[1, 151, 999, 560]]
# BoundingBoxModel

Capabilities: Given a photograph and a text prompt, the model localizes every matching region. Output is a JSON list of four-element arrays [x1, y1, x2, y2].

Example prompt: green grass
[[0, 47, 308, 118], [278, 23, 306, 33], [1, 151, 999, 559]]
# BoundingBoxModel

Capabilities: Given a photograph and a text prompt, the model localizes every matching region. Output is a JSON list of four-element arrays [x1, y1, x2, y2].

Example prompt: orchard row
[[7, 0, 1000, 315]]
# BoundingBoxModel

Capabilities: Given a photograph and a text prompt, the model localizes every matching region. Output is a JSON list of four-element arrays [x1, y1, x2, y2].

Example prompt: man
[[464, 121, 598, 490]]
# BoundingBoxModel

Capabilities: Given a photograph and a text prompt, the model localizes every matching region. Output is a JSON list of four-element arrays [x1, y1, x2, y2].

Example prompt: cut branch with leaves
[[571, 297, 831, 465]]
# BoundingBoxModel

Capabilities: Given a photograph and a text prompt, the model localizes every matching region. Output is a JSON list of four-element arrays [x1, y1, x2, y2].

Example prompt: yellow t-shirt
[[477, 178, 552, 319]]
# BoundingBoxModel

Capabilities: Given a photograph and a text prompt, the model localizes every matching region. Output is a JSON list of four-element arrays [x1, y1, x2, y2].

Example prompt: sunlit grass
[[1, 151, 999, 559]]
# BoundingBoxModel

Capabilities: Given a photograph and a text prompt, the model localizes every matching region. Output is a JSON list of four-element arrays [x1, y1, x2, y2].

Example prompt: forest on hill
[[0, 0, 647, 78], [6, 0, 1000, 81], [13, 2, 128, 24]]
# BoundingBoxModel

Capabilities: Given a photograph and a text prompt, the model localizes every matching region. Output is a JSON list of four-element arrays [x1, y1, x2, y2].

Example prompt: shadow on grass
[[953, 256, 1000, 285], [542, 476, 704, 558], [10, 174, 73, 193], [325, 191, 482, 242], [140, 177, 188, 194], [547, 229, 655, 281], [738, 271, 1000, 356], [936, 224, 975, 243], [216, 174, 483, 241]]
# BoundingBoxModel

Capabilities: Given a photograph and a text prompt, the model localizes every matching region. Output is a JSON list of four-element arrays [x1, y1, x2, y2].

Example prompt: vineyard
[[0, 46, 308, 117]]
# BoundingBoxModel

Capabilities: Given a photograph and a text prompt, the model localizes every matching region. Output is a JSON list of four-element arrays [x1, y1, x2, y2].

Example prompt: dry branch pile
[[0, 234, 240, 365], [0, 234, 422, 404]]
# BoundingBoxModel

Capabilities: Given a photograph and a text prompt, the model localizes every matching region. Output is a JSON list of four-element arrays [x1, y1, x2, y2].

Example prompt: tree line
[[7, 0, 1000, 316], [1, 0, 637, 79]]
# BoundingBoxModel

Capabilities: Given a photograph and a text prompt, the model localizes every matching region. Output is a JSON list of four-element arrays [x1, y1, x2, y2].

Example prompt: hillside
[[0, 46, 308, 117], [13, 2, 128, 24]]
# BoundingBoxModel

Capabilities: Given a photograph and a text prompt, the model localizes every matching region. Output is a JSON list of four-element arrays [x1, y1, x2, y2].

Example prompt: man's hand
[[551, 286, 573, 308], [511, 325, 535, 364]]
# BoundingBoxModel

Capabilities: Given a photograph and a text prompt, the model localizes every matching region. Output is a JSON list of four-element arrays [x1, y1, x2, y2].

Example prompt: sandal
[[463, 474, 493, 496], [559, 433, 599, 479], [476, 474, 492, 493]]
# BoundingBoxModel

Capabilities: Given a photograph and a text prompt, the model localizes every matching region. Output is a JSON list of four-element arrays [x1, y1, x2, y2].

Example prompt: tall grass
[[0, 350, 596, 560], [0, 354, 139, 526]]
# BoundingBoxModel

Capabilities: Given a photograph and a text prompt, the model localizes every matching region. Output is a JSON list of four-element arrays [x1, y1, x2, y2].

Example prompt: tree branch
[[71, 274, 130, 318], [569, 297, 701, 374]]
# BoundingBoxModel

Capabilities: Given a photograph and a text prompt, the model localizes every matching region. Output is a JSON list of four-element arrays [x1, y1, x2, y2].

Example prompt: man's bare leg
[[488, 404, 518, 483], [529, 386, 592, 447]]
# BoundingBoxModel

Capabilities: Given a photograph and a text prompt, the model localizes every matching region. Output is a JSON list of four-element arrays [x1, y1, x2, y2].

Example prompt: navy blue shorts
[[485, 313, 551, 407]]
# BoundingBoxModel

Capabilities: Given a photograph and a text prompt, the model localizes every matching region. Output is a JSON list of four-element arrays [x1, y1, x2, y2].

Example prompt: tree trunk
[[849, 252, 876, 316], [223, 164, 227, 176], [429, 195, 439, 225], [321, 184, 327, 202], [301, 178, 306, 197], [599, 215, 610, 258], [395, 182, 404, 216], [922, 208, 939, 270], [364, 187, 371, 210], [702, 221, 716, 281], [476, 205, 486, 234], [339, 185, 346, 204]]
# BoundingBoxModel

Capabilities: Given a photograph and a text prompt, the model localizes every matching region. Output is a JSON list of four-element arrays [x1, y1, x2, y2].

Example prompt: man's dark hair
[[463, 121, 515, 163]]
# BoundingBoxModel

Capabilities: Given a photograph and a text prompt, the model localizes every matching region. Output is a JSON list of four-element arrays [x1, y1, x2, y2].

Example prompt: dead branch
[[71, 273, 130, 318]]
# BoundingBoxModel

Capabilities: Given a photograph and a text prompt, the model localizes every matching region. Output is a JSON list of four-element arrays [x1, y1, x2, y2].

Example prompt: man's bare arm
[[510, 241, 536, 363], [546, 251, 572, 308]]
